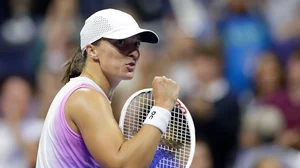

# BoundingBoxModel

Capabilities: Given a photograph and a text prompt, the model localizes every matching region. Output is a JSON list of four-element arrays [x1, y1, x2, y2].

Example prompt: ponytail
[[62, 39, 101, 84], [61, 48, 87, 84]]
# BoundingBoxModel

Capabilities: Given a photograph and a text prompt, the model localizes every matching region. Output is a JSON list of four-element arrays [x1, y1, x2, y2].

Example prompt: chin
[[121, 73, 135, 80], [123, 76, 134, 80]]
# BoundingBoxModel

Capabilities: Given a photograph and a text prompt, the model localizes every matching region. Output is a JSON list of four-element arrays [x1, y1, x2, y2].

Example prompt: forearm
[[116, 106, 171, 167], [118, 125, 162, 168]]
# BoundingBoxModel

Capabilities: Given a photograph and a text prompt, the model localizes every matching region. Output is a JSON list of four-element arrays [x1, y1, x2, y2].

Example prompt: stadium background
[[0, 0, 300, 167]]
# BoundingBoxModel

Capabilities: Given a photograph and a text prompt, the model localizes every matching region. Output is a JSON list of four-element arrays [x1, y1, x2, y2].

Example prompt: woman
[[36, 9, 179, 168]]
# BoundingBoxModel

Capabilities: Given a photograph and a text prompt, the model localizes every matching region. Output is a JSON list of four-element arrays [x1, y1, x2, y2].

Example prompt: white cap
[[80, 9, 159, 51]]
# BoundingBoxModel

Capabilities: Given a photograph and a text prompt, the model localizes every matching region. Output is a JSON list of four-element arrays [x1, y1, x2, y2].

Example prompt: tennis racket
[[119, 88, 196, 168]]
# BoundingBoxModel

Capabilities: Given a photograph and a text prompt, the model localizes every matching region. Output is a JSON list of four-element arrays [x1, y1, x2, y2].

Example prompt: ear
[[86, 44, 99, 61]]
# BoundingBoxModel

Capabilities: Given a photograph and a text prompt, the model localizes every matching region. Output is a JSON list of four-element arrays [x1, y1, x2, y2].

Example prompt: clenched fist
[[152, 76, 179, 111]]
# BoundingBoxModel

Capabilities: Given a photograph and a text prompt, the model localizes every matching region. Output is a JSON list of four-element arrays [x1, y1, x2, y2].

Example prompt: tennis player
[[36, 9, 179, 168]]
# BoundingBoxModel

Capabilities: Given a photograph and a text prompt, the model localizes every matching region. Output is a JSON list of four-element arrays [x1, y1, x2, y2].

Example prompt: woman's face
[[287, 55, 300, 87], [93, 35, 141, 80], [255, 53, 282, 96], [0, 77, 31, 121]]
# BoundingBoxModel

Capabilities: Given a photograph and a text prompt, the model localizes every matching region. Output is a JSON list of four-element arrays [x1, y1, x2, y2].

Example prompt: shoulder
[[65, 87, 112, 124], [67, 88, 110, 109]]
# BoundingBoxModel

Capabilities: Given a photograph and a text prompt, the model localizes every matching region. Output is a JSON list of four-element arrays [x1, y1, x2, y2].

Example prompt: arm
[[66, 88, 161, 168]]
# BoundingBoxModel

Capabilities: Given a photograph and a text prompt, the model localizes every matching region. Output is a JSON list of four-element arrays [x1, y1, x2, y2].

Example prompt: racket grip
[[143, 106, 171, 134]]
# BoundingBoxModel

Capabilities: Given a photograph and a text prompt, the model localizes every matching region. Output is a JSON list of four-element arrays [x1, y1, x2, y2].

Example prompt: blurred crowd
[[0, 0, 300, 168]]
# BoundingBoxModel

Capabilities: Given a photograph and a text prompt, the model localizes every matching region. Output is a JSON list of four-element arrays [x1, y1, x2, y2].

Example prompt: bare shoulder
[[67, 88, 110, 110], [65, 88, 113, 131]]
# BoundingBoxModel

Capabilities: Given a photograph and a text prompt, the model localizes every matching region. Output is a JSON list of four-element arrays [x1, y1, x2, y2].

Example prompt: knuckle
[[154, 78, 161, 82]]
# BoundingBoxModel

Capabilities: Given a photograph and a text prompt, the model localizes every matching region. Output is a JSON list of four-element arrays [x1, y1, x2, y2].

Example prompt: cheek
[[196, 63, 216, 79], [101, 52, 124, 73], [288, 66, 300, 81], [260, 70, 277, 83]]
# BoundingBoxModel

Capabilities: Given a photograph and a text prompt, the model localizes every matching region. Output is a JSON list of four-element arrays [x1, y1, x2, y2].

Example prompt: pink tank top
[[37, 77, 110, 168]]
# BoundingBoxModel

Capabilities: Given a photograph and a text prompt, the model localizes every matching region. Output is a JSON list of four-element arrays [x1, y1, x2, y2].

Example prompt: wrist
[[155, 103, 173, 112], [143, 106, 171, 134]]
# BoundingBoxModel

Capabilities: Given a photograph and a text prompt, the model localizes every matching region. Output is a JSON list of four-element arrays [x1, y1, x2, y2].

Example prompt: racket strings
[[123, 92, 191, 168]]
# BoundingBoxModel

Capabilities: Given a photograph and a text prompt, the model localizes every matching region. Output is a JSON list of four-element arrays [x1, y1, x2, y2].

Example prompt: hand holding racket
[[119, 76, 196, 168]]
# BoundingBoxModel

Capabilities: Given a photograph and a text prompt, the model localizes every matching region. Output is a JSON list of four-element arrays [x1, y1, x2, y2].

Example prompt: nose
[[129, 49, 140, 61]]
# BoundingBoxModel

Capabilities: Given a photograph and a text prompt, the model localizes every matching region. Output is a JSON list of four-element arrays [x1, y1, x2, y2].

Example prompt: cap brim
[[102, 27, 159, 43]]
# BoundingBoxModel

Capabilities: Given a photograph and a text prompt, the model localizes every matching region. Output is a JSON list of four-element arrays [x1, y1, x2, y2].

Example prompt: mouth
[[126, 62, 136, 66], [125, 62, 136, 72]]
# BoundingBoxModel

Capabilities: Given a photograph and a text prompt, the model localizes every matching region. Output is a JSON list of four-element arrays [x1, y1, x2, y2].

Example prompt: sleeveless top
[[36, 77, 110, 168]]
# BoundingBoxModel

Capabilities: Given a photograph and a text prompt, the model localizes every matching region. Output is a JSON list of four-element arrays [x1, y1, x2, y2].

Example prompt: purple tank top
[[37, 77, 108, 168]]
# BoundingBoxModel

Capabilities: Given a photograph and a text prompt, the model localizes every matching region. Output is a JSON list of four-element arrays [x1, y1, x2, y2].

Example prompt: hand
[[152, 76, 179, 111]]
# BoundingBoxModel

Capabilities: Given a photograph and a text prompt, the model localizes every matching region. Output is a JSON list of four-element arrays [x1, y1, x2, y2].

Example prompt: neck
[[80, 62, 120, 100]]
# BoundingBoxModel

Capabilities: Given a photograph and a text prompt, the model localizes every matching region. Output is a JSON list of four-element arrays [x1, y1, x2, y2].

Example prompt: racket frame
[[119, 88, 196, 168]]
